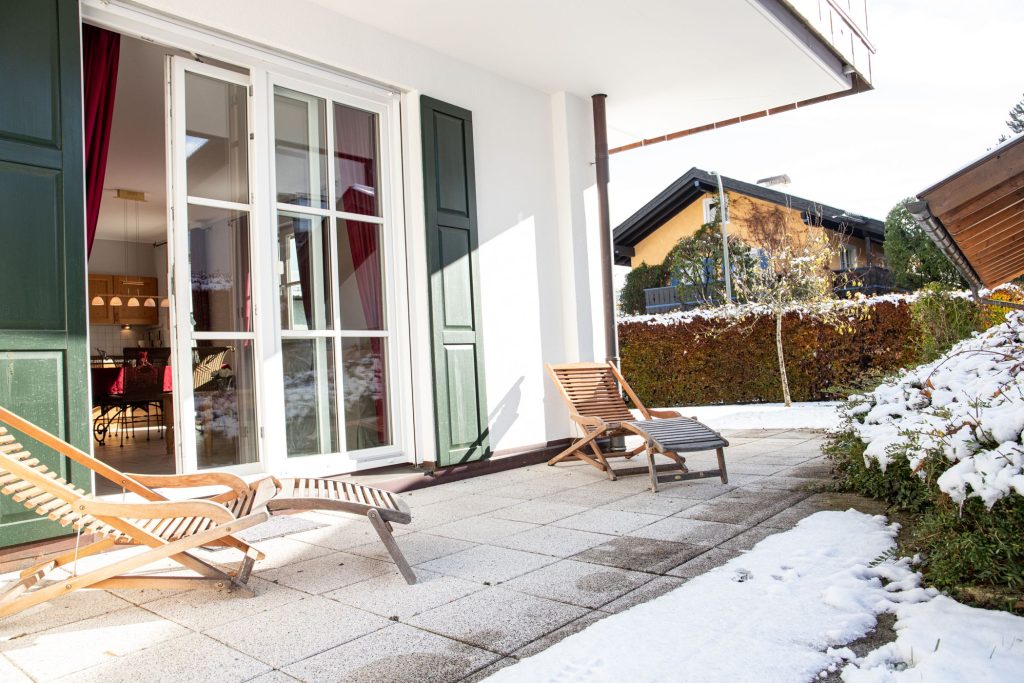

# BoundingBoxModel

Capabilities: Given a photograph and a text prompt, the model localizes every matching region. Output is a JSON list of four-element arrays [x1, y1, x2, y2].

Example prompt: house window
[[840, 244, 858, 270], [702, 196, 729, 224], [273, 85, 391, 458]]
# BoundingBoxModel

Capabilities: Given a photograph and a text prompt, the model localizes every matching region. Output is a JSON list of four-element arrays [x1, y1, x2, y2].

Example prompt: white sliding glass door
[[168, 57, 261, 472], [270, 79, 397, 467]]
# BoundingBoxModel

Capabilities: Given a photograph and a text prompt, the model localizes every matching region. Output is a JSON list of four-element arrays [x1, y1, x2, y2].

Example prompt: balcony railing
[[641, 266, 895, 314], [781, 0, 874, 83]]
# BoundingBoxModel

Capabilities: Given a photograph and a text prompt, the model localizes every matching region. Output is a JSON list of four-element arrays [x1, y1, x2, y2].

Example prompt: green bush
[[910, 284, 980, 363], [619, 262, 668, 315], [827, 425, 1024, 612]]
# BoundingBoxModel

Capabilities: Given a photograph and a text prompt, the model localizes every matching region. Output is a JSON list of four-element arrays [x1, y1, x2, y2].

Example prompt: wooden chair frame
[[0, 407, 268, 619], [546, 361, 728, 490]]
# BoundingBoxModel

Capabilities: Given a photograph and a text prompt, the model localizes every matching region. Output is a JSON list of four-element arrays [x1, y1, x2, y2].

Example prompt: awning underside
[[915, 137, 1024, 289]]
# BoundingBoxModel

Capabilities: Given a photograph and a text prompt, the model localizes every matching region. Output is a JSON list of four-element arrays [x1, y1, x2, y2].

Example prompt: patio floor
[[0, 429, 885, 683]]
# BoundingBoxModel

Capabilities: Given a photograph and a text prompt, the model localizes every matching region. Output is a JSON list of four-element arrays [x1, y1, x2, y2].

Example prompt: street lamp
[[711, 171, 732, 303]]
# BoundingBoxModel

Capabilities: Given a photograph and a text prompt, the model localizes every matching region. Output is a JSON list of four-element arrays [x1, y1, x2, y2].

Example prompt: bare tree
[[730, 203, 851, 406]]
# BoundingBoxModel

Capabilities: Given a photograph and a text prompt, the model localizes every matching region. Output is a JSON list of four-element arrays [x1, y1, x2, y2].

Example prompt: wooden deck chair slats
[[0, 444, 268, 617], [546, 361, 730, 491]]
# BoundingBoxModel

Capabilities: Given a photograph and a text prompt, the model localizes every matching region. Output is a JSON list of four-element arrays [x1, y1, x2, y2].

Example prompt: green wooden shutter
[[420, 96, 490, 467], [0, 0, 91, 546]]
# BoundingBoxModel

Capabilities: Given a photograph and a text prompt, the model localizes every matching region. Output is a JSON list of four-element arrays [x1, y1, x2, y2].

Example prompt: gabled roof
[[613, 167, 884, 265]]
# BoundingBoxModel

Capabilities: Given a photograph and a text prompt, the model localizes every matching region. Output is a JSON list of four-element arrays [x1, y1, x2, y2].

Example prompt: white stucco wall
[[109, 0, 602, 458]]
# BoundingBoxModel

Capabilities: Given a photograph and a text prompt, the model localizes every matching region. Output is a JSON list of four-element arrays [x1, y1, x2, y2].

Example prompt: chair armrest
[[570, 415, 605, 429], [649, 409, 682, 419], [125, 472, 250, 501], [78, 498, 235, 524]]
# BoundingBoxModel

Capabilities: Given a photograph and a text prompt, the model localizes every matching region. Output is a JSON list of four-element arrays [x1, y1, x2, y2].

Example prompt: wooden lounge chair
[[0, 410, 269, 619], [0, 406, 416, 600], [546, 361, 729, 491]]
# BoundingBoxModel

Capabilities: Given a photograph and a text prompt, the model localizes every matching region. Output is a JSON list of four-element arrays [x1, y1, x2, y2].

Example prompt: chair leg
[[367, 509, 416, 585], [588, 441, 616, 481], [716, 447, 728, 484], [646, 446, 659, 493], [548, 430, 603, 466]]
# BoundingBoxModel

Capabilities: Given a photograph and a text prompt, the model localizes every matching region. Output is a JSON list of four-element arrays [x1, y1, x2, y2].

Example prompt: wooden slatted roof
[[910, 136, 1024, 289]]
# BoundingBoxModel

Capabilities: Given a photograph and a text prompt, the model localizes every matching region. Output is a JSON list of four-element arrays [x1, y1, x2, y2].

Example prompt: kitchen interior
[[87, 34, 175, 487]]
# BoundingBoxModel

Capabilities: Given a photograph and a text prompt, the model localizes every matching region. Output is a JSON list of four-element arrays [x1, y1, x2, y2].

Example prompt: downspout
[[907, 200, 1024, 311], [592, 94, 619, 365]]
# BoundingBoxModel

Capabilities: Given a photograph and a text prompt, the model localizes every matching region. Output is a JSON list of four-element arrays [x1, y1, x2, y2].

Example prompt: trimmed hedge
[[619, 300, 918, 406]]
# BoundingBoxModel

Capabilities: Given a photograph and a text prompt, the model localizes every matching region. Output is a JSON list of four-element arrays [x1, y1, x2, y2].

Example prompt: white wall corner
[[550, 91, 599, 363]]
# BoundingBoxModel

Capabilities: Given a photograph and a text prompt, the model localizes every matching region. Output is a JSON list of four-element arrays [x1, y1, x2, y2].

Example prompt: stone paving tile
[[417, 544, 556, 584], [326, 569, 485, 621], [427, 516, 539, 543], [599, 576, 687, 614], [631, 517, 746, 546], [398, 484, 466, 507], [143, 577, 306, 632], [535, 484, 637, 508], [343, 532, 476, 566], [572, 536, 707, 574], [248, 533, 347, 565], [484, 480, 581, 500], [667, 547, 744, 578], [783, 464, 834, 479], [403, 495, 527, 531], [501, 559, 653, 609], [726, 462, 792, 476], [675, 500, 776, 526], [720, 525, 780, 550], [760, 505, 818, 530], [204, 596, 391, 668], [551, 508, 664, 535], [246, 672, 301, 683], [55, 632, 271, 683], [0, 606, 188, 681], [495, 525, 615, 558], [283, 623, 499, 683], [750, 475, 821, 491], [794, 492, 889, 514], [721, 428, 791, 438], [511, 610, 608, 659], [0, 655, 30, 683], [0, 588, 132, 639], [598, 491, 703, 516], [488, 500, 589, 524], [459, 657, 516, 682], [259, 550, 394, 594], [655, 481, 735, 500], [405, 587, 588, 655]]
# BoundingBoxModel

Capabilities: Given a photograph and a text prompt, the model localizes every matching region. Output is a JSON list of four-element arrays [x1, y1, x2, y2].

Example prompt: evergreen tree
[[883, 198, 966, 290]]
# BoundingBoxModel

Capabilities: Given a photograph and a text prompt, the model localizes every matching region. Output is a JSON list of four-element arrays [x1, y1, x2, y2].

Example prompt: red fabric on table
[[92, 366, 173, 396]]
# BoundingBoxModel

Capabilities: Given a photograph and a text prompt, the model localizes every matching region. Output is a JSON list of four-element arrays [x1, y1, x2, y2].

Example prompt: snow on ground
[[842, 595, 1024, 682], [844, 310, 1024, 508], [668, 401, 841, 431], [484, 510, 1024, 683]]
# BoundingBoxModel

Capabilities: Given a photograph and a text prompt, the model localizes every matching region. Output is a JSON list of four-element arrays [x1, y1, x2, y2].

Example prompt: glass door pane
[[171, 58, 259, 471]]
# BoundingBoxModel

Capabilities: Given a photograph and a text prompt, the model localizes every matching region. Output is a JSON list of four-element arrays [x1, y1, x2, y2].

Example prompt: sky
[[608, 0, 1024, 226]]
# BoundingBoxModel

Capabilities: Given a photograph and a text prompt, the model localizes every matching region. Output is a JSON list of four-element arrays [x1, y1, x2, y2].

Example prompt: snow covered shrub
[[828, 309, 1024, 608]]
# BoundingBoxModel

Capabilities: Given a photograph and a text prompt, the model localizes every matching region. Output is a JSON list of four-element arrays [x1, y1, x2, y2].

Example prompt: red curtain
[[82, 25, 120, 256], [342, 186, 386, 442]]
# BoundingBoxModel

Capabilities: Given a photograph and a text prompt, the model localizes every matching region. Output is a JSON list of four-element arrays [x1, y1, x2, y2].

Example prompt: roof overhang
[[307, 0, 873, 149], [910, 135, 1024, 290]]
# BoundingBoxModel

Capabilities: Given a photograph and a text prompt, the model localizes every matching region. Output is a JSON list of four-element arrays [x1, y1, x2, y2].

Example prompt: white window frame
[[702, 196, 729, 224], [85, 1, 416, 477]]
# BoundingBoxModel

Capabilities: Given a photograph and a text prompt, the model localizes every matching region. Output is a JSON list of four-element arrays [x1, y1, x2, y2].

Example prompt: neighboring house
[[0, 0, 875, 548], [614, 167, 886, 272]]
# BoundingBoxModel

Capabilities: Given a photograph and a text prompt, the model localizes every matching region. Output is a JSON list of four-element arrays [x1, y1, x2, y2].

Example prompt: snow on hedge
[[619, 291, 919, 327], [843, 310, 1024, 508]]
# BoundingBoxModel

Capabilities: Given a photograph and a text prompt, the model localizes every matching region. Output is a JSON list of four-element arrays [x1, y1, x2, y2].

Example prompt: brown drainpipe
[[592, 93, 619, 365]]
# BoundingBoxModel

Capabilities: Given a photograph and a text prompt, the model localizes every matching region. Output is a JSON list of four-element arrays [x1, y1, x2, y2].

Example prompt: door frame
[[83, 1, 418, 476]]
